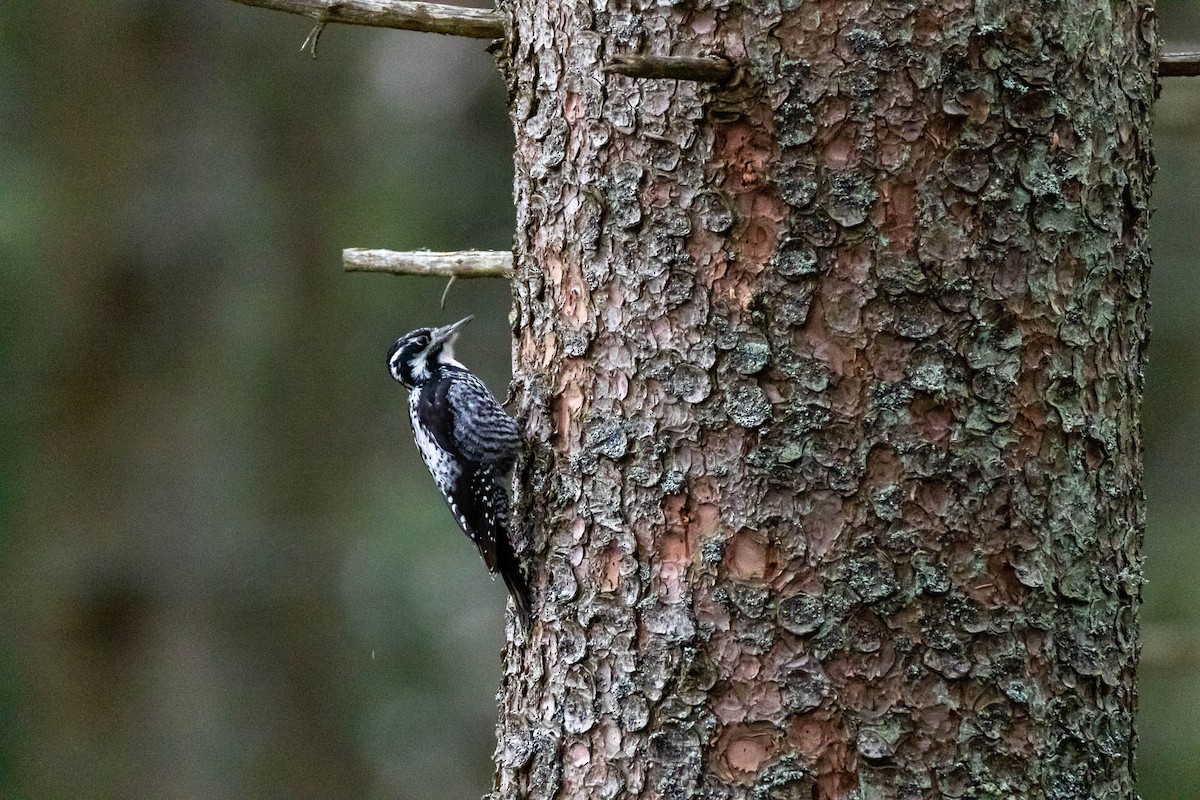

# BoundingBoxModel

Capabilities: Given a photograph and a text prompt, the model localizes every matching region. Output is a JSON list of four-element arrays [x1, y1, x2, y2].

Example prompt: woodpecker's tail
[[496, 543, 532, 631]]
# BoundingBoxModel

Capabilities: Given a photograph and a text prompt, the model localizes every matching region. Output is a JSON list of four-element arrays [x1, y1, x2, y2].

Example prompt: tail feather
[[496, 542, 532, 631]]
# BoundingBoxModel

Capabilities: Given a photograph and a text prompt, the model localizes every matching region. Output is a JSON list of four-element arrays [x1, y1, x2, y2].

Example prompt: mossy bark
[[495, 1, 1155, 798]]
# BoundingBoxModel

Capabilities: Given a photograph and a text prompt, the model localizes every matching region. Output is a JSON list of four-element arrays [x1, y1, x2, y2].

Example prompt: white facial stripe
[[441, 340, 465, 369]]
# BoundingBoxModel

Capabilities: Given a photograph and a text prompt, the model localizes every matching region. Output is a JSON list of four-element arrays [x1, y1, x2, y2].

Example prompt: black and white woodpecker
[[387, 316, 532, 630]]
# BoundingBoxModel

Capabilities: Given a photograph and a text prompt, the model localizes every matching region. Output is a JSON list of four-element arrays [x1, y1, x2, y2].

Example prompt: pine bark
[[496, 1, 1154, 798]]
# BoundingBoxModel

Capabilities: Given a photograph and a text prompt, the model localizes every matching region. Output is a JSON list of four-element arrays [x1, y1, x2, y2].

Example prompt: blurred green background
[[0, 2, 1196, 798]]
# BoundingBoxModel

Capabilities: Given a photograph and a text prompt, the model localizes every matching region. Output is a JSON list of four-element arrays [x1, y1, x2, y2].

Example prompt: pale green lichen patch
[[772, 238, 820, 278], [725, 384, 772, 428], [777, 592, 823, 636], [730, 338, 771, 375], [827, 171, 879, 227]]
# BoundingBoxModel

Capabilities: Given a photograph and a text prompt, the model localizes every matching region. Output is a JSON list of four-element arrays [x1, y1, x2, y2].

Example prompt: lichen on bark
[[494, 1, 1154, 798]]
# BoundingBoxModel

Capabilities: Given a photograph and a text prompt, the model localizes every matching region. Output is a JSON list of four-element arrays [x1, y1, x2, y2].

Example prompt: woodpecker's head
[[388, 316, 472, 388]]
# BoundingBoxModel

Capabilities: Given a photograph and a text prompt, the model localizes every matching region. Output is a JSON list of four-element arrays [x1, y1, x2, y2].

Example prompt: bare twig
[[1162, 51, 1200, 78], [344, 248, 513, 277], [301, 18, 327, 57], [231, 0, 505, 39], [604, 54, 734, 84], [439, 275, 457, 308]]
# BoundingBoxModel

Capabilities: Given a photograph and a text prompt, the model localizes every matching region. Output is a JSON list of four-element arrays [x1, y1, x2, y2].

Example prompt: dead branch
[[1162, 51, 1200, 78], [231, 0, 504, 39], [343, 248, 512, 277], [603, 54, 734, 83]]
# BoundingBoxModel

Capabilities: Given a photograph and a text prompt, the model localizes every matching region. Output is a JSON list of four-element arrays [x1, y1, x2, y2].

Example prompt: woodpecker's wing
[[446, 464, 531, 628], [447, 468, 530, 627], [445, 372, 521, 471], [411, 368, 530, 627], [413, 383, 502, 564]]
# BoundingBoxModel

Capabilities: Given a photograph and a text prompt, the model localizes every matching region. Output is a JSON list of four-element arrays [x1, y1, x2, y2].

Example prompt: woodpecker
[[387, 316, 532, 630]]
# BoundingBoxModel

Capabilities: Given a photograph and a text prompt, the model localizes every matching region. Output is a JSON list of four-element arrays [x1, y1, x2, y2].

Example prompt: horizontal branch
[[604, 54, 734, 83], [230, 0, 504, 39], [1162, 51, 1200, 78], [343, 248, 513, 277]]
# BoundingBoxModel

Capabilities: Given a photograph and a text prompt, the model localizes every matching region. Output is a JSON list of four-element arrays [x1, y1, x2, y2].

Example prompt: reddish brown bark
[[496, 1, 1154, 798]]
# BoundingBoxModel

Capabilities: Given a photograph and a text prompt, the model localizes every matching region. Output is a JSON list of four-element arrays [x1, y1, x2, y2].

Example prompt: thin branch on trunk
[[603, 54, 735, 83], [230, 0, 504, 39], [343, 248, 513, 277], [1162, 51, 1200, 77]]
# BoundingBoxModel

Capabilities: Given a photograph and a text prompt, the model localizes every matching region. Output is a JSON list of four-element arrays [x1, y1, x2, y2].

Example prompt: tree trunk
[[496, 1, 1154, 798]]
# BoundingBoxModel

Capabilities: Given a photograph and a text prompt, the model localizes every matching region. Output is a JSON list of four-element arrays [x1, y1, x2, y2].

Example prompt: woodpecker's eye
[[413, 333, 431, 347]]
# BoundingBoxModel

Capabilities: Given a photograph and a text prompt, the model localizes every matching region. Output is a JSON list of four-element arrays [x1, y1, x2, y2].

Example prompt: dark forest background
[[0, 2, 1197, 798]]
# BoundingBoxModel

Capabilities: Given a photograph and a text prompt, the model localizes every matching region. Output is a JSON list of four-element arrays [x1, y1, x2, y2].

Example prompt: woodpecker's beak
[[432, 316, 473, 346]]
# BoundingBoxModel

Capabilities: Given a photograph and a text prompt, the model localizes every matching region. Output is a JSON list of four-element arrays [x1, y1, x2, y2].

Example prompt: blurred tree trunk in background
[[3, 5, 365, 798], [497, 1, 1154, 798]]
